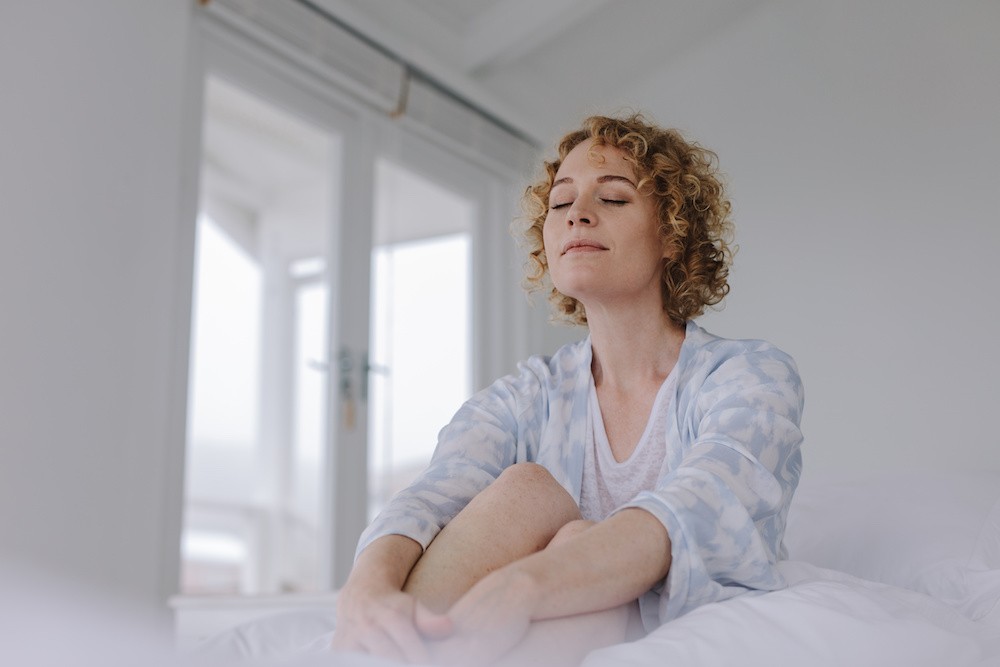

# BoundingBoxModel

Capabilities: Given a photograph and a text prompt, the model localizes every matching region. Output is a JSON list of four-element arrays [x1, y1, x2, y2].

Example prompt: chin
[[550, 268, 602, 298]]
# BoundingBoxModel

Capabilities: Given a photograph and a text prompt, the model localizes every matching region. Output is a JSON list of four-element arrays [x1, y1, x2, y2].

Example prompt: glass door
[[366, 131, 493, 518], [180, 61, 370, 593], [180, 24, 527, 597], [368, 160, 475, 518]]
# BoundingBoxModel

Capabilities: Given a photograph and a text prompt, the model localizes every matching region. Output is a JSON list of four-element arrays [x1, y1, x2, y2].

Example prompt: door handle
[[362, 353, 390, 403], [338, 348, 356, 429]]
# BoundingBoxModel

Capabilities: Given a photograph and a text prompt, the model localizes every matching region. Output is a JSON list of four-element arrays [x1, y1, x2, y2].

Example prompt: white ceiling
[[313, 0, 771, 142]]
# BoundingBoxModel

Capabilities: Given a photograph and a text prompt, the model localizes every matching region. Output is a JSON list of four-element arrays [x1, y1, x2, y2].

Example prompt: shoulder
[[473, 336, 591, 410], [678, 321, 804, 413], [681, 321, 799, 378], [509, 336, 591, 387]]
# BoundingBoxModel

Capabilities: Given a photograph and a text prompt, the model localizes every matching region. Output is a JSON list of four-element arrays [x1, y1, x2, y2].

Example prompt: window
[[181, 76, 338, 595], [367, 159, 475, 518]]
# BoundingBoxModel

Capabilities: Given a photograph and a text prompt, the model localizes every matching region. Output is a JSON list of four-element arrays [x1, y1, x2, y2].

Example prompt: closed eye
[[550, 199, 628, 209]]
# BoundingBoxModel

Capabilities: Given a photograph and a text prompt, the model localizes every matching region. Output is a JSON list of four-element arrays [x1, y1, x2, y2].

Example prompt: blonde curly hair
[[517, 113, 735, 327]]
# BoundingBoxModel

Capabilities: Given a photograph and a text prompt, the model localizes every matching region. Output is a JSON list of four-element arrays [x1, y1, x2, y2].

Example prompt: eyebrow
[[552, 174, 637, 188]]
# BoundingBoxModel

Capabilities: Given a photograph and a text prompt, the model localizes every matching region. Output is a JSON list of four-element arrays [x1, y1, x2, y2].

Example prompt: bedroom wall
[[535, 0, 1000, 475], [0, 2, 195, 611]]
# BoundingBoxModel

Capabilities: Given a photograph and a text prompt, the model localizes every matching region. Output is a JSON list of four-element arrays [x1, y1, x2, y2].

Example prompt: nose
[[566, 199, 593, 226]]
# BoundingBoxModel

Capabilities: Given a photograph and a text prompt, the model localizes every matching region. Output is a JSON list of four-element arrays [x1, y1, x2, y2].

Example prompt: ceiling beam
[[462, 0, 610, 75]]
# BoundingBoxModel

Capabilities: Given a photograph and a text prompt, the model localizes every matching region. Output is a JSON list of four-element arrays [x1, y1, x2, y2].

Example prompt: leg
[[404, 466, 634, 666], [404, 462, 581, 613], [490, 519, 633, 667]]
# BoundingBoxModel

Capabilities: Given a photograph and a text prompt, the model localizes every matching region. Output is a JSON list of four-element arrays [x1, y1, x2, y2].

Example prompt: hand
[[332, 584, 453, 663], [427, 568, 539, 667]]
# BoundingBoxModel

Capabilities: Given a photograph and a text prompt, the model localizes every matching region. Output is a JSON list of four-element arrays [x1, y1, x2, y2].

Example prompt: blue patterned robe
[[357, 319, 805, 628]]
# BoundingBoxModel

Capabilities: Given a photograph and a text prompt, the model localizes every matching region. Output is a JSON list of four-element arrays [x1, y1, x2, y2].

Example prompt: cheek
[[541, 216, 558, 258]]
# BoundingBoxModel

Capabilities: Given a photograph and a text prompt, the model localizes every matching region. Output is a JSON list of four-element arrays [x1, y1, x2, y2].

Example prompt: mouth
[[561, 239, 608, 255]]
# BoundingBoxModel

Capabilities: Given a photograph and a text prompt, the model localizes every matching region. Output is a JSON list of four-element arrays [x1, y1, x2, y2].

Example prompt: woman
[[332, 114, 804, 666]]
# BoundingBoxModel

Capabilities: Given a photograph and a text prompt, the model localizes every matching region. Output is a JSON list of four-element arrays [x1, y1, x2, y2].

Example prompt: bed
[[191, 468, 1000, 666]]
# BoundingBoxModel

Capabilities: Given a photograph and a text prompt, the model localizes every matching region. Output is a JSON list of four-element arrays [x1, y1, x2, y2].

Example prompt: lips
[[561, 239, 608, 255]]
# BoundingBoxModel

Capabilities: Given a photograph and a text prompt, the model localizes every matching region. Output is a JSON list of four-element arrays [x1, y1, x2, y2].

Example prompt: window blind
[[201, 0, 539, 175]]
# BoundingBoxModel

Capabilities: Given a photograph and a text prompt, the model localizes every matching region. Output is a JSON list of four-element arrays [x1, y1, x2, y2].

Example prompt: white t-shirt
[[579, 369, 678, 521]]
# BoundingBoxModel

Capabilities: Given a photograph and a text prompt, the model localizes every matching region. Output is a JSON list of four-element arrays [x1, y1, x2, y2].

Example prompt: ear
[[661, 236, 680, 263], [657, 215, 681, 262]]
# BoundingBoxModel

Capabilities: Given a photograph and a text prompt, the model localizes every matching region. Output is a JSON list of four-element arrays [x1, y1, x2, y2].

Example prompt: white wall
[[598, 0, 1000, 474], [0, 2, 195, 610]]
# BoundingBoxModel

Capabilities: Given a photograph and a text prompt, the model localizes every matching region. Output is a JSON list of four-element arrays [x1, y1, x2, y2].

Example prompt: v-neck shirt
[[580, 368, 678, 521]]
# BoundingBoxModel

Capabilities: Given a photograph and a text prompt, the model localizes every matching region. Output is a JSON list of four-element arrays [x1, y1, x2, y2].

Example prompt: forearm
[[508, 508, 671, 621], [345, 534, 423, 593], [333, 534, 447, 662]]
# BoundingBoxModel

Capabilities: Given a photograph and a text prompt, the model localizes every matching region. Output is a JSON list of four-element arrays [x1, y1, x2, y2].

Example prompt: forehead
[[554, 139, 634, 181]]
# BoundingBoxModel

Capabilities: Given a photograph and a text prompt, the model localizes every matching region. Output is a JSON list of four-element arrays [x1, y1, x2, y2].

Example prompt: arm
[[626, 344, 805, 622], [511, 508, 671, 619], [341, 534, 422, 605], [354, 360, 547, 558], [332, 534, 450, 662], [331, 535, 421, 658], [426, 508, 669, 665], [335, 359, 551, 660]]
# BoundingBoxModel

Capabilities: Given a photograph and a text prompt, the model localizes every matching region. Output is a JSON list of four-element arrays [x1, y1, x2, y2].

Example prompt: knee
[[488, 463, 580, 519], [494, 463, 568, 502], [548, 519, 596, 547], [495, 462, 556, 488]]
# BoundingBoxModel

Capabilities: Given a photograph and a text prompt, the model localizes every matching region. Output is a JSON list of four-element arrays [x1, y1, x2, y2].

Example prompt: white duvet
[[197, 470, 1000, 666], [585, 561, 1000, 667], [4, 471, 999, 666], [190, 560, 999, 666], [4, 560, 999, 667]]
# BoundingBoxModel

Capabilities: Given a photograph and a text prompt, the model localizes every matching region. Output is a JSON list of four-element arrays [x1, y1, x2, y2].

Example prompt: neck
[[586, 301, 686, 392]]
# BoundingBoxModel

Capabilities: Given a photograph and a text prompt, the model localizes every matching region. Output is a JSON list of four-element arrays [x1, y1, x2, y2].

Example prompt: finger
[[331, 628, 362, 652], [429, 638, 472, 667], [358, 627, 407, 663], [382, 616, 432, 664], [330, 635, 350, 651], [414, 603, 454, 641]]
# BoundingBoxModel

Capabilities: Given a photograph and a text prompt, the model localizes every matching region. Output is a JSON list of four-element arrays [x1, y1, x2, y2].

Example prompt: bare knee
[[404, 464, 580, 609], [548, 519, 596, 547], [495, 462, 558, 489], [486, 463, 580, 519]]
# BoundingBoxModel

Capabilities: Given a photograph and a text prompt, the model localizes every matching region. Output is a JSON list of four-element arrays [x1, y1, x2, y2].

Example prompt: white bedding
[[8, 471, 998, 666], [785, 469, 1000, 625], [585, 561, 1000, 667], [196, 470, 1000, 666], [192, 560, 1000, 666]]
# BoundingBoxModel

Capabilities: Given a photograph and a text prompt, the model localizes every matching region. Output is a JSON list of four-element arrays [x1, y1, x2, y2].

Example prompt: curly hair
[[516, 113, 735, 327]]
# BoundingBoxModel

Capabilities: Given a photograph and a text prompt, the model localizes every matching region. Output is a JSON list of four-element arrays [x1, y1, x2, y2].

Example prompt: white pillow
[[584, 561, 1000, 667], [784, 469, 1000, 622]]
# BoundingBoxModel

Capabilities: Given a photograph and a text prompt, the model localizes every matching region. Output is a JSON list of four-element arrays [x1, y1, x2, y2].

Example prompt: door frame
[[176, 12, 375, 591]]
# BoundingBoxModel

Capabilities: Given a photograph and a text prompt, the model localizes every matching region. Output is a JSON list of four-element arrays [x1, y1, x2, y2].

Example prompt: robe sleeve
[[354, 359, 546, 560], [620, 343, 805, 626]]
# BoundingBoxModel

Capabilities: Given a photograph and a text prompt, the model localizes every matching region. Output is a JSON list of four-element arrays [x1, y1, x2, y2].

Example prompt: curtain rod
[[289, 0, 540, 148]]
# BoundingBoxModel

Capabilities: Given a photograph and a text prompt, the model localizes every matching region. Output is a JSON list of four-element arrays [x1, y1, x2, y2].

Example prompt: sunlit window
[[181, 76, 335, 596], [368, 159, 474, 519], [181, 214, 263, 594], [187, 215, 262, 451]]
